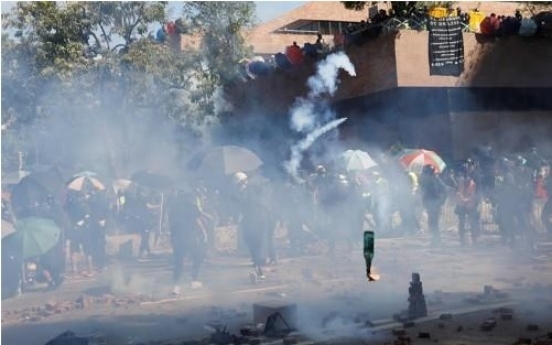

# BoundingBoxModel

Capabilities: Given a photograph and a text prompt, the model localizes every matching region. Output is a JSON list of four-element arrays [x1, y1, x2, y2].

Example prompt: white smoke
[[285, 52, 356, 181], [307, 51, 356, 98], [285, 118, 348, 180]]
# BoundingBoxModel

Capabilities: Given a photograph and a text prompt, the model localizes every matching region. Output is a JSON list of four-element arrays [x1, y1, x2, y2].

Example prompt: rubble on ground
[[2, 293, 154, 324]]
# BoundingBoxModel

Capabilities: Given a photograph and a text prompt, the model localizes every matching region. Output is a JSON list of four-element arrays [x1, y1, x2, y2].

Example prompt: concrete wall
[[395, 30, 552, 88]]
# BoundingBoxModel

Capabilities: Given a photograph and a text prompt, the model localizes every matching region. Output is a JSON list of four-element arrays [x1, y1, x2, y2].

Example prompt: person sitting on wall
[[480, 13, 501, 35], [156, 25, 166, 43], [498, 15, 522, 36], [285, 41, 304, 65], [457, 8, 471, 26], [274, 52, 293, 69], [333, 30, 345, 50], [371, 9, 390, 24], [314, 33, 324, 54]]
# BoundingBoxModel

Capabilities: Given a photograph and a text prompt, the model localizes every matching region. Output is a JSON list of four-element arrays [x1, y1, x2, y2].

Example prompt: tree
[[0, 2, 178, 176], [181, 2, 256, 116]]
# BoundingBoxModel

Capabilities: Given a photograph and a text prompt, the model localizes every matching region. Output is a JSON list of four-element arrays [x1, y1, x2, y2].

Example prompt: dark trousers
[[139, 229, 151, 257], [497, 204, 516, 245], [172, 234, 206, 283], [456, 206, 480, 244], [243, 230, 264, 270], [425, 204, 441, 243]]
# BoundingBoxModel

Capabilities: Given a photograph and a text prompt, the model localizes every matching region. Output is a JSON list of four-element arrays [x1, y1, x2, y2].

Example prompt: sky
[[254, 1, 306, 23], [0, 1, 307, 24]]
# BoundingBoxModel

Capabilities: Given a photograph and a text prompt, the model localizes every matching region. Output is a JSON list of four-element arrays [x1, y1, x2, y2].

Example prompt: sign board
[[428, 17, 465, 76]]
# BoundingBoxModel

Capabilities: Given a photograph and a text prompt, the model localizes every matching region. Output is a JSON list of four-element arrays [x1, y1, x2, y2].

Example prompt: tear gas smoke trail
[[307, 51, 356, 98], [286, 117, 348, 182], [286, 51, 356, 180]]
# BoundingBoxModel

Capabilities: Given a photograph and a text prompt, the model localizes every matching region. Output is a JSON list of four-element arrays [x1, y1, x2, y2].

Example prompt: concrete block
[[253, 301, 298, 330]]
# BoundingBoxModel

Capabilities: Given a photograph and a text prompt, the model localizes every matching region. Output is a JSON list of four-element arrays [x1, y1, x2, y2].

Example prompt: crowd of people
[[2, 144, 551, 299], [235, 5, 552, 81]]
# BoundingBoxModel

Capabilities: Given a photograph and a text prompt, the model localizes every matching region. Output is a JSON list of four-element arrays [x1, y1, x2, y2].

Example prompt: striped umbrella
[[398, 149, 446, 174], [67, 172, 105, 192]]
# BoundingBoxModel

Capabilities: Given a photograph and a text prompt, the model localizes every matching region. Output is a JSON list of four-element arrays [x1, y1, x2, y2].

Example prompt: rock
[[418, 332, 431, 339], [75, 295, 92, 309], [457, 326, 463, 332], [437, 323, 445, 329], [45, 301, 58, 311], [527, 324, 540, 331], [480, 317, 497, 331]]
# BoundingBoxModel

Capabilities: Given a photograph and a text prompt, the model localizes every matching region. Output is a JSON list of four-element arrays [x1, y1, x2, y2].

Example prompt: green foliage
[[1, 1, 257, 175], [181, 2, 256, 115]]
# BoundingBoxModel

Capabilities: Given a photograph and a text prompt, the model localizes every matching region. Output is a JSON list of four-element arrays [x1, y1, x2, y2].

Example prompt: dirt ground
[[2, 226, 552, 345]]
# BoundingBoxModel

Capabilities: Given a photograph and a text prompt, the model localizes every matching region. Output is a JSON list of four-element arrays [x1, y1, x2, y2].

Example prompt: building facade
[[225, 2, 552, 161]]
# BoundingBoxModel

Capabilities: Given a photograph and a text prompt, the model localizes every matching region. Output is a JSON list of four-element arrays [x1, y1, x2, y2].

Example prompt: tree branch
[[98, 21, 111, 51]]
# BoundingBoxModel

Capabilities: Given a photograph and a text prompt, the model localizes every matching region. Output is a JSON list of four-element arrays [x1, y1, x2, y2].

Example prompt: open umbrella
[[198, 145, 263, 176], [341, 150, 378, 172], [2, 220, 16, 238], [2, 217, 61, 260], [131, 170, 173, 190], [67, 172, 106, 192], [10, 167, 66, 217], [399, 149, 446, 174], [2, 170, 31, 185]]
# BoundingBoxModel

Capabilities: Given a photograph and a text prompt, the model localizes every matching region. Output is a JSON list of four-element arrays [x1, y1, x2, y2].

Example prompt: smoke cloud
[[307, 51, 357, 98], [285, 52, 356, 181]]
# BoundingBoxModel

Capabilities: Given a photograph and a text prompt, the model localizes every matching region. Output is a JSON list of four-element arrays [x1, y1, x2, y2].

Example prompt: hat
[[232, 172, 248, 185]]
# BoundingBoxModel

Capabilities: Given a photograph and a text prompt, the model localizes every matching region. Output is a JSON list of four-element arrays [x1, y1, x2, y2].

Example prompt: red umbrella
[[398, 149, 446, 174]]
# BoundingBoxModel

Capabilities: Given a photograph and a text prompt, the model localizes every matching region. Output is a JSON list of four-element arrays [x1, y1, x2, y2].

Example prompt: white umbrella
[[342, 150, 378, 172]]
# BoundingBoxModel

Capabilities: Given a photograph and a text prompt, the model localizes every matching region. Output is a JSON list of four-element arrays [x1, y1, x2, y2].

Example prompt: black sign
[[428, 17, 465, 76]]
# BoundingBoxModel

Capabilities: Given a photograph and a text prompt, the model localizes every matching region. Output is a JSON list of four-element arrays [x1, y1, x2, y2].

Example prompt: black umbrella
[[131, 170, 173, 190], [10, 167, 66, 217]]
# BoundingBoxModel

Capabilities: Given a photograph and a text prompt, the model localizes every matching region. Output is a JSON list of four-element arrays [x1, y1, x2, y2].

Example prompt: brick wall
[[228, 28, 552, 114], [394, 30, 552, 88]]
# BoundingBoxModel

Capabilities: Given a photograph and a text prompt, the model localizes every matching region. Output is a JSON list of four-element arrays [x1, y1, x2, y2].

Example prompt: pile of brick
[[1, 293, 153, 324]]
